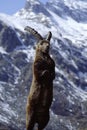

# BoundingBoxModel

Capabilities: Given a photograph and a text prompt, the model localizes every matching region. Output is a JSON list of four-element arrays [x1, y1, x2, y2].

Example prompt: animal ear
[[46, 31, 52, 41], [24, 26, 43, 40]]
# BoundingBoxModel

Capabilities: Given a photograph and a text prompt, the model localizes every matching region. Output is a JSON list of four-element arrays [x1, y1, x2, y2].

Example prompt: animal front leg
[[37, 125, 43, 130], [37, 114, 49, 130], [26, 104, 35, 130]]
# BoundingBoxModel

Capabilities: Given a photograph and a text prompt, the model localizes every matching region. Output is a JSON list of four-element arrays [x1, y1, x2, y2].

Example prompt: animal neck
[[35, 50, 49, 60]]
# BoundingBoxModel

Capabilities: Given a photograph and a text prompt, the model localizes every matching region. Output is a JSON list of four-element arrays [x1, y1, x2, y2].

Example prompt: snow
[[0, 115, 9, 123], [55, 64, 87, 101], [0, 84, 17, 123], [0, 85, 4, 101], [64, 0, 87, 9], [2, 6, 87, 49], [0, 8, 87, 130], [66, 120, 74, 130], [49, 10, 87, 47], [56, 67, 87, 101], [82, 48, 87, 58], [1, 1, 87, 49], [0, 1, 87, 127], [70, 59, 78, 69], [22, 46, 35, 61], [68, 79, 87, 101], [67, 95, 75, 105], [0, 46, 8, 54], [0, 1, 87, 84], [1, 103, 16, 117], [27, 0, 40, 5], [12, 64, 21, 85]]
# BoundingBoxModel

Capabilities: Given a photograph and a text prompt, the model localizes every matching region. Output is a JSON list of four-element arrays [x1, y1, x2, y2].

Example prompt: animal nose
[[46, 45, 49, 49], [47, 44, 49, 48], [46, 45, 49, 51]]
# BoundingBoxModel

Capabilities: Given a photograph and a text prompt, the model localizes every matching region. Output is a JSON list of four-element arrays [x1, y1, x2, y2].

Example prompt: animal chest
[[42, 56, 54, 72]]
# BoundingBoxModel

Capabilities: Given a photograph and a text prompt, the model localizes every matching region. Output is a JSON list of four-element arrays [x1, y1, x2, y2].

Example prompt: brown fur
[[26, 37, 55, 130]]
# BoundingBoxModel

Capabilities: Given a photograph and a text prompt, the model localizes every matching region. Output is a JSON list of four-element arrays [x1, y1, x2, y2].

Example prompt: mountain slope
[[46, 0, 87, 22], [0, 0, 87, 130]]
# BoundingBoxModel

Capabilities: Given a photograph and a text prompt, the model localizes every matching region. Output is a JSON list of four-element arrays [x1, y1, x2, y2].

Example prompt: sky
[[0, 0, 48, 15]]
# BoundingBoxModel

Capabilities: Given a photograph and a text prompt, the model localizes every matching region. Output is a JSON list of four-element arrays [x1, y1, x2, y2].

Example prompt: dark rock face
[[0, 21, 33, 130], [25, 0, 50, 16], [0, 123, 18, 130], [0, 20, 22, 52]]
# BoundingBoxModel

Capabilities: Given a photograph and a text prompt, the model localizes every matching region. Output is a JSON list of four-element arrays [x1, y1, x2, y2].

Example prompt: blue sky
[[0, 0, 47, 14]]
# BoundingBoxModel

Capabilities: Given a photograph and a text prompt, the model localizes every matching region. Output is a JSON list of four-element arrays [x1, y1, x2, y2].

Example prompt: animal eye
[[40, 42, 43, 45]]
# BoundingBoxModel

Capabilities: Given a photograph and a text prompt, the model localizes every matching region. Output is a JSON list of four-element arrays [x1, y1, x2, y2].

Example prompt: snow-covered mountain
[[0, 0, 87, 130]]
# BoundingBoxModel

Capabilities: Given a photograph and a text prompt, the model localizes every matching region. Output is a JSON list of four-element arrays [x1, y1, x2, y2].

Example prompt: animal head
[[24, 26, 52, 54]]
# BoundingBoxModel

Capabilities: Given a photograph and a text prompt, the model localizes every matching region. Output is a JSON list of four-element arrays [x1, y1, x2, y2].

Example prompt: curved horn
[[24, 26, 43, 40], [46, 31, 52, 41]]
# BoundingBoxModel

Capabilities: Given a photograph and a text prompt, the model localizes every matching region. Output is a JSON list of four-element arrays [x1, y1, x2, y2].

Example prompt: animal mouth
[[46, 46, 49, 51], [45, 48, 49, 53]]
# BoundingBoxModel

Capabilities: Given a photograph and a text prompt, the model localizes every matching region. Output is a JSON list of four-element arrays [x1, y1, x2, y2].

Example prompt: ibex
[[24, 26, 55, 130]]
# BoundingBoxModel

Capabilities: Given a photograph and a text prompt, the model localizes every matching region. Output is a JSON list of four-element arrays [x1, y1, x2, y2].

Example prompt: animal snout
[[46, 45, 49, 49]]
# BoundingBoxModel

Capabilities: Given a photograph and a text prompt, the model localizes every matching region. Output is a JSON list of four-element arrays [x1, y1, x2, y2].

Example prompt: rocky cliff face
[[0, 0, 87, 130], [46, 0, 87, 22]]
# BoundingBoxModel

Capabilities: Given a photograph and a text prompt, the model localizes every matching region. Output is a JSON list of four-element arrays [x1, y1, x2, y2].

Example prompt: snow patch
[[0, 46, 8, 54], [49, 10, 87, 47]]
